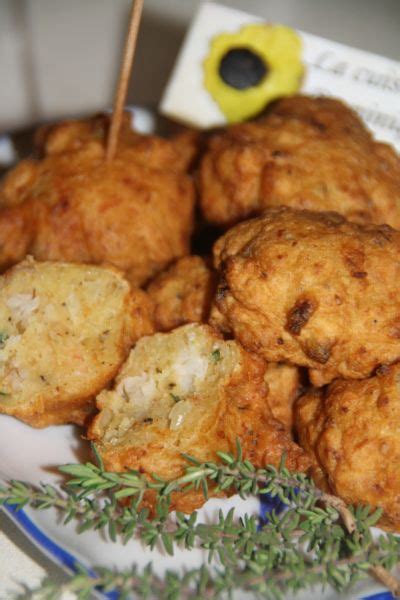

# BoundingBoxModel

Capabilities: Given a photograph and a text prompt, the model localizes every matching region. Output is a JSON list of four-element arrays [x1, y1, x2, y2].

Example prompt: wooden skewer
[[106, 0, 144, 162]]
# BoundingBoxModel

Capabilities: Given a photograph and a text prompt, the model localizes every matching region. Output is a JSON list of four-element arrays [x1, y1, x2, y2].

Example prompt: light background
[[0, 0, 399, 131]]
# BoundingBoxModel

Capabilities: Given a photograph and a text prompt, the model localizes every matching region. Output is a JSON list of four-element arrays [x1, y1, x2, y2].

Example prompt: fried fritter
[[0, 114, 195, 285], [147, 256, 301, 429], [0, 257, 154, 427], [34, 114, 199, 173], [212, 207, 400, 386], [146, 256, 217, 331], [264, 363, 302, 430], [295, 364, 400, 532], [200, 96, 400, 227], [89, 323, 309, 512]]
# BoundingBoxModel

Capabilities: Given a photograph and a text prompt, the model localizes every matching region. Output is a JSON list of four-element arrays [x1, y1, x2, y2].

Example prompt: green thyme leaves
[[2, 444, 399, 599], [210, 349, 222, 363], [170, 393, 182, 403]]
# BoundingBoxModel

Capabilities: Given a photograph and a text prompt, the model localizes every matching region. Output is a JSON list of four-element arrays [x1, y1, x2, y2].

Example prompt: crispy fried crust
[[0, 257, 154, 427], [295, 364, 400, 532], [0, 115, 195, 285], [147, 256, 300, 430], [264, 363, 302, 430], [199, 96, 400, 227], [147, 258, 300, 430], [212, 207, 400, 385], [89, 324, 309, 512], [127, 287, 155, 342], [146, 256, 217, 331], [168, 128, 205, 172]]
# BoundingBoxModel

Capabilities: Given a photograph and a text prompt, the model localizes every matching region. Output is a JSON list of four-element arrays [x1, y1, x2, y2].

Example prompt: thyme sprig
[[1, 444, 399, 598], [0, 444, 356, 548], [17, 539, 400, 600]]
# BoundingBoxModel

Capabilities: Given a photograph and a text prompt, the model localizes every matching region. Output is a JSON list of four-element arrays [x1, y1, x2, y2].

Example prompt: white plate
[[0, 415, 394, 600], [0, 105, 395, 600]]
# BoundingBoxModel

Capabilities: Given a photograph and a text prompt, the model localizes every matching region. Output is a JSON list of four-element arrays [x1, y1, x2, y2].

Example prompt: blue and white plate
[[0, 414, 394, 600]]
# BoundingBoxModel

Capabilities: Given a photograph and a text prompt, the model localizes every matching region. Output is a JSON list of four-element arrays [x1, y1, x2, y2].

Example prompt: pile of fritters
[[1, 96, 400, 525]]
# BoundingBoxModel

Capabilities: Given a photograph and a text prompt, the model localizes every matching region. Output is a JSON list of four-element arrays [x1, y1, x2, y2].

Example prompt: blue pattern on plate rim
[[4, 504, 118, 600], [361, 594, 394, 600], [259, 490, 286, 523], [5, 497, 395, 599]]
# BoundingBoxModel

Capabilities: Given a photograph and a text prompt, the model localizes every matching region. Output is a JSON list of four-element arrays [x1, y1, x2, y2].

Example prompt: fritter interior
[[89, 323, 309, 511], [0, 257, 151, 427]]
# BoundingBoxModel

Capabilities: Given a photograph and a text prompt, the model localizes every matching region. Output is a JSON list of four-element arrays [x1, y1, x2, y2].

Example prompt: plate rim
[[3, 502, 394, 600], [4, 503, 116, 599]]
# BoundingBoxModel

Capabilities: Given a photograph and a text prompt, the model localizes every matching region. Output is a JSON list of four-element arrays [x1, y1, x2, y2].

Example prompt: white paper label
[[160, 1, 400, 151], [302, 33, 400, 149]]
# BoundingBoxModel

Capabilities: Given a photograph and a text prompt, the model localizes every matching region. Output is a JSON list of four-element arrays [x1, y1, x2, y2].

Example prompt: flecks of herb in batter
[[210, 348, 222, 364], [170, 393, 181, 403], [0, 332, 9, 348]]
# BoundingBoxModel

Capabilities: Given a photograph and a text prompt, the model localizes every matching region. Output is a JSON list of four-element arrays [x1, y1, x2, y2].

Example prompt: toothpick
[[106, 0, 144, 161]]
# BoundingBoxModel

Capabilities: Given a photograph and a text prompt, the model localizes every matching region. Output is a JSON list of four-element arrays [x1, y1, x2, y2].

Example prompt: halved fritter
[[147, 256, 301, 430], [0, 114, 195, 285], [212, 207, 400, 386], [0, 257, 154, 427], [295, 364, 400, 532], [89, 323, 309, 512], [200, 95, 400, 228], [146, 256, 217, 332]]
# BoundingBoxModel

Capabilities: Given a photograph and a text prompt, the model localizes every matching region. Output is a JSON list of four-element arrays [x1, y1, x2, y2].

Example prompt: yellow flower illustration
[[204, 24, 304, 123]]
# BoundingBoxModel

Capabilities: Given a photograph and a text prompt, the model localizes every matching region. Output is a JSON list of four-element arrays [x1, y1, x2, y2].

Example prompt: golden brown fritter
[[0, 114, 195, 285], [89, 324, 309, 513], [200, 95, 400, 227], [168, 128, 205, 173], [34, 114, 199, 173], [212, 207, 400, 386], [0, 257, 154, 428], [147, 257, 300, 430], [264, 363, 302, 430], [146, 256, 217, 331], [295, 364, 400, 532]]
